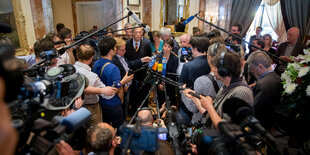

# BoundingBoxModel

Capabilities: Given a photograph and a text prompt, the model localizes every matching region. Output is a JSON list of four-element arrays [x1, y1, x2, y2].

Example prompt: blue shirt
[[16, 55, 36, 66], [93, 58, 122, 106], [258, 70, 273, 79], [150, 40, 164, 53]]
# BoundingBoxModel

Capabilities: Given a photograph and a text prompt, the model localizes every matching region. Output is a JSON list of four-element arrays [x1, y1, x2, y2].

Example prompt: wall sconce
[[205, 11, 218, 31]]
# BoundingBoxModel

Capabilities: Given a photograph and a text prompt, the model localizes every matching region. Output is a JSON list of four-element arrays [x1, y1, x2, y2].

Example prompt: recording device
[[19, 64, 86, 111], [14, 108, 90, 154], [158, 127, 168, 140], [120, 123, 159, 153], [180, 47, 193, 62], [111, 80, 122, 88], [225, 44, 240, 53]]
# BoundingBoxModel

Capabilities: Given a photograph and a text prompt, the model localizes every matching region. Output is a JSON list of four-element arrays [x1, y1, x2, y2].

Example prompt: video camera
[[180, 97, 279, 155], [10, 56, 89, 154], [13, 107, 90, 154], [180, 47, 193, 62]]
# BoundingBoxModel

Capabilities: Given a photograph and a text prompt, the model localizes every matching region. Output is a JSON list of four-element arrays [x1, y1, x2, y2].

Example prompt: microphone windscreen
[[183, 16, 194, 25], [157, 63, 163, 72], [60, 107, 91, 133]]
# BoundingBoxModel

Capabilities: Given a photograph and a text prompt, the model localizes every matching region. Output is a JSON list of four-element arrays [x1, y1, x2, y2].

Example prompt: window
[[245, 1, 278, 44]]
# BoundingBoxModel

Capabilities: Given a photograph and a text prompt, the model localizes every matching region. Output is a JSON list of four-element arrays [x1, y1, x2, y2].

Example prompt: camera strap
[[206, 74, 220, 93], [99, 62, 111, 78]]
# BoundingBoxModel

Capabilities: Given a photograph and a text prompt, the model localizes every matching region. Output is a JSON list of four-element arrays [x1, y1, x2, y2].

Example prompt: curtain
[[280, 0, 310, 41], [218, 0, 233, 39], [229, 0, 262, 37], [264, 0, 287, 42]]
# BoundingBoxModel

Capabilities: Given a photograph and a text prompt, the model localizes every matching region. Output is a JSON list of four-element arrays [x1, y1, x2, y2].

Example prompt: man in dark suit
[[179, 37, 211, 124], [248, 26, 263, 53], [275, 27, 308, 75], [247, 51, 282, 130], [125, 27, 152, 116]]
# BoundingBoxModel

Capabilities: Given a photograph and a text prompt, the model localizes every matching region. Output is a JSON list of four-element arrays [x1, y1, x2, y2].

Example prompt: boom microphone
[[126, 8, 150, 32], [183, 11, 201, 25]]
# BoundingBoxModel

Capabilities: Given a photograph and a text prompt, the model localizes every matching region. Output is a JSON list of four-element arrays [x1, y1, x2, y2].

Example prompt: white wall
[[152, 0, 161, 31], [187, 0, 199, 35]]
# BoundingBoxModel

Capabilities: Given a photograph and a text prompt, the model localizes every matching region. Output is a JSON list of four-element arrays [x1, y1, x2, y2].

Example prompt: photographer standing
[[183, 51, 253, 128], [93, 37, 133, 129], [179, 37, 210, 124]]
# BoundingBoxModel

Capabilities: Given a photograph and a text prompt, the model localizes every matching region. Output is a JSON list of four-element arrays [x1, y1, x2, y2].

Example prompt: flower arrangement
[[274, 49, 310, 134], [281, 48, 310, 98]]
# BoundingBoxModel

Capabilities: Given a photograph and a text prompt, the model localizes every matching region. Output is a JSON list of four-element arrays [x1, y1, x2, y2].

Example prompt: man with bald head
[[275, 27, 308, 74], [137, 109, 154, 126], [177, 34, 192, 75]]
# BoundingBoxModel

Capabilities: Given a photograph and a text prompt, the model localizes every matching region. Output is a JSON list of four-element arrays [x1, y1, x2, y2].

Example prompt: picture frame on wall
[[127, 0, 140, 6], [128, 12, 140, 23]]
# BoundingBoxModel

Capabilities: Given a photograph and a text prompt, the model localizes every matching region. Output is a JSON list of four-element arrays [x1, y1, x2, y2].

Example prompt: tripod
[[128, 79, 161, 124]]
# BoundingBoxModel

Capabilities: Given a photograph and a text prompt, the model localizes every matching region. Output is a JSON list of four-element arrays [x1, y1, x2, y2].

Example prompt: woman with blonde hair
[[262, 34, 276, 55], [149, 30, 164, 55]]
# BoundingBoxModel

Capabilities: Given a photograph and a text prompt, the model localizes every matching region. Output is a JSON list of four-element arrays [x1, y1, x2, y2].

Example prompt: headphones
[[137, 107, 157, 121], [212, 43, 230, 77], [218, 51, 230, 77]]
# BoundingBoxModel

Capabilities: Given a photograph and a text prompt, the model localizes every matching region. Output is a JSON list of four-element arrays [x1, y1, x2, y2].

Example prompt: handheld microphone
[[183, 11, 201, 25], [60, 107, 91, 133], [157, 63, 163, 73], [140, 58, 155, 88], [152, 61, 158, 71], [162, 58, 167, 77]]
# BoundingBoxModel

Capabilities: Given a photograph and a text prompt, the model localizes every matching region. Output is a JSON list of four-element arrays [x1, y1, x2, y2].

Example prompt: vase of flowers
[[274, 48, 310, 134]]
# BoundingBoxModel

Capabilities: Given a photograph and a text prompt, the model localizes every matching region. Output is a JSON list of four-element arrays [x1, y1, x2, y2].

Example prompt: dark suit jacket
[[253, 71, 282, 130], [248, 35, 262, 54], [179, 55, 210, 89], [125, 38, 152, 81], [172, 38, 180, 55], [112, 55, 144, 78], [157, 53, 179, 105], [275, 41, 308, 74], [157, 53, 179, 80], [276, 41, 307, 57]]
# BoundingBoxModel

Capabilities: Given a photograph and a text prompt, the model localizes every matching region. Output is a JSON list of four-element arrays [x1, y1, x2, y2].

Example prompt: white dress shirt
[[74, 61, 114, 104]]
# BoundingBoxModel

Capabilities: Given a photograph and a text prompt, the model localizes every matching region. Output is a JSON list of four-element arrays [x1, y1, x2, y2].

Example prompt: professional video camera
[[181, 98, 279, 155], [11, 61, 89, 154], [180, 47, 193, 62]]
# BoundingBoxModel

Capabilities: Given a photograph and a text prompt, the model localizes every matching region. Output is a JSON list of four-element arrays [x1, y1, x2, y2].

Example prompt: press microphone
[[162, 58, 167, 77], [157, 63, 163, 73], [127, 8, 150, 32], [126, 8, 142, 25], [183, 11, 201, 25], [60, 107, 91, 133], [140, 58, 155, 88]]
